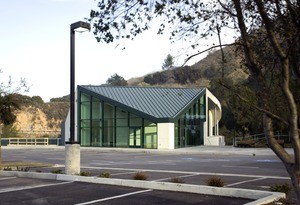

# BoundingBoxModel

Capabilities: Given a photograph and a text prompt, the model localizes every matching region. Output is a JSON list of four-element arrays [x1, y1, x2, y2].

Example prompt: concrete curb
[[0, 171, 285, 205], [2, 145, 294, 156]]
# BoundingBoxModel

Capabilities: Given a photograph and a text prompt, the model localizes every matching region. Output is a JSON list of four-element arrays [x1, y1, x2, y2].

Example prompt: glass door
[[129, 127, 141, 148]]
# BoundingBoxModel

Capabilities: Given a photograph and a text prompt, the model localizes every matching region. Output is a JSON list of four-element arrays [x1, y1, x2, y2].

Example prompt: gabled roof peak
[[79, 85, 205, 122]]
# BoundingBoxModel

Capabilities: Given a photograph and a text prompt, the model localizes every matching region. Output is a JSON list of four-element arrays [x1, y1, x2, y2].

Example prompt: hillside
[[127, 46, 248, 88], [6, 95, 69, 138]]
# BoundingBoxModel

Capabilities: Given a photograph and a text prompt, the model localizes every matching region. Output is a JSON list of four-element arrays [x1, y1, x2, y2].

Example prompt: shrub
[[17, 166, 30, 172], [41, 134, 50, 138], [3, 167, 12, 171], [80, 171, 92, 176], [270, 183, 291, 195], [205, 176, 225, 187], [144, 71, 169, 85], [170, 177, 184, 183], [51, 169, 63, 174], [99, 172, 111, 178], [133, 172, 148, 180]]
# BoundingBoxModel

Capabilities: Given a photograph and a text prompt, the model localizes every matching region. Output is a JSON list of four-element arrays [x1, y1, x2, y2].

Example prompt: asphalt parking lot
[[0, 176, 253, 205], [0, 146, 296, 204]]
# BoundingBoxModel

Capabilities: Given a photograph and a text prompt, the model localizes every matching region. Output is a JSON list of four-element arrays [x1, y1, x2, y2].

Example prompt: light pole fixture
[[68, 21, 90, 144], [65, 20, 90, 175]]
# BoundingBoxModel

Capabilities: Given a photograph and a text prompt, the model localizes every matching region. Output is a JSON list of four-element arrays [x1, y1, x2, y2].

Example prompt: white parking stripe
[[153, 174, 200, 182], [47, 158, 64, 161], [75, 189, 152, 205], [225, 177, 267, 187], [111, 171, 137, 176], [0, 181, 73, 193], [82, 166, 290, 180], [222, 165, 259, 169], [0, 177, 17, 180], [90, 160, 176, 166]]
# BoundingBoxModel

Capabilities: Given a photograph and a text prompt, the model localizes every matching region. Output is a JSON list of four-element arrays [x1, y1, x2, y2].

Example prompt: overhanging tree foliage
[[89, 0, 300, 202], [0, 74, 28, 125], [0, 72, 29, 163]]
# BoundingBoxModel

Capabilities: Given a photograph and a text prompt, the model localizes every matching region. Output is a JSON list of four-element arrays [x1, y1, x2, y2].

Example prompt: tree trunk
[[289, 169, 300, 203], [0, 125, 2, 164], [233, 0, 300, 202], [264, 109, 300, 201]]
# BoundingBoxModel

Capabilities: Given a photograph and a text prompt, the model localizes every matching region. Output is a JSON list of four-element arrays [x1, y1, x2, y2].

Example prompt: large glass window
[[116, 108, 129, 147], [175, 96, 205, 148], [80, 93, 91, 146], [103, 103, 114, 147], [116, 108, 128, 126], [92, 98, 101, 119], [116, 127, 128, 147], [91, 98, 102, 146], [130, 113, 142, 127], [144, 120, 157, 149], [81, 94, 90, 120], [81, 127, 90, 146], [199, 95, 206, 119], [79, 92, 157, 149]]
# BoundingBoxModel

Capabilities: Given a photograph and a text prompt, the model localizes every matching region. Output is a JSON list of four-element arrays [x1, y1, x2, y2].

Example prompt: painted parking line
[[82, 166, 290, 180], [111, 171, 138, 176], [90, 160, 176, 166], [225, 177, 267, 187], [10, 156, 26, 158], [90, 162, 132, 166], [47, 158, 64, 161], [145, 160, 176, 165], [0, 177, 17, 180], [222, 165, 259, 169], [0, 181, 73, 193], [153, 173, 200, 182], [75, 189, 152, 205]]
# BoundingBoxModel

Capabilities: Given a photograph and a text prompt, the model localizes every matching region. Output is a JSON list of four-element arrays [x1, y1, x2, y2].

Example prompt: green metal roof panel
[[79, 85, 205, 121]]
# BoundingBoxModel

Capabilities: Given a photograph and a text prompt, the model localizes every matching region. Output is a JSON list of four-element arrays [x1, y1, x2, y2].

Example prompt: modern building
[[64, 85, 224, 149]]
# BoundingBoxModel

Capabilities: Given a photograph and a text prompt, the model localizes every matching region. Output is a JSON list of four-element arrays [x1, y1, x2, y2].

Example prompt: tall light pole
[[65, 21, 90, 175]]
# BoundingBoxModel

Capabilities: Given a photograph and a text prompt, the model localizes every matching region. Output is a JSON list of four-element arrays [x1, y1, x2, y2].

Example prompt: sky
[[0, 0, 235, 102]]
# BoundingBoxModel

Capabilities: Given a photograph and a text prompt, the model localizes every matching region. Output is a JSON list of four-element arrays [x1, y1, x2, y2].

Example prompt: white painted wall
[[208, 110, 214, 136], [204, 89, 224, 146], [157, 123, 175, 150]]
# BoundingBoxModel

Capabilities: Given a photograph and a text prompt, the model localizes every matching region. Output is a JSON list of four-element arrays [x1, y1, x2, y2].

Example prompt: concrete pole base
[[65, 144, 80, 175]]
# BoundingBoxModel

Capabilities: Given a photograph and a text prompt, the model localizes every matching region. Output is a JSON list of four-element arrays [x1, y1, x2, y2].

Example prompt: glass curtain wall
[[103, 103, 114, 147], [116, 107, 128, 147], [129, 113, 142, 148], [144, 120, 157, 149], [91, 97, 102, 146], [175, 95, 206, 148], [80, 94, 102, 146], [80, 93, 91, 146], [79, 92, 157, 148]]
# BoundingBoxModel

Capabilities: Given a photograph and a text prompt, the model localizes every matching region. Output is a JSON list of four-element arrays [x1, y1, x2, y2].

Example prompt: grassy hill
[[128, 46, 248, 88]]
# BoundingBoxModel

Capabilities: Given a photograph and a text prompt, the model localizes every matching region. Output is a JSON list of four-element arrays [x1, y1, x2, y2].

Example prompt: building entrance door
[[129, 127, 141, 148]]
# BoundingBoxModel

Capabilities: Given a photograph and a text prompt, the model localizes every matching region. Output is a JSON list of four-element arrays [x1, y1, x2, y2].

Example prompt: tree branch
[[221, 82, 300, 133], [182, 43, 239, 66]]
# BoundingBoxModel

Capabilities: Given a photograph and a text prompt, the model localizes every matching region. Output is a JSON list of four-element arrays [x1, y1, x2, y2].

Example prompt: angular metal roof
[[78, 85, 205, 122]]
